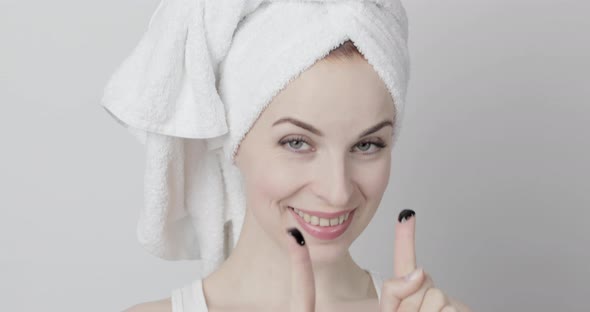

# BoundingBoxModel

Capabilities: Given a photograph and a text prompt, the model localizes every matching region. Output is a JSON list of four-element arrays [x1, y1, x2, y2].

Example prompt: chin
[[307, 240, 354, 264]]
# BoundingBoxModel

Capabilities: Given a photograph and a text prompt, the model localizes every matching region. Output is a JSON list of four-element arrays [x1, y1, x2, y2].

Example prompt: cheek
[[246, 156, 308, 204], [356, 156, 391, 199], [244, 157, 309, 234], [349, 157, 391, 232]]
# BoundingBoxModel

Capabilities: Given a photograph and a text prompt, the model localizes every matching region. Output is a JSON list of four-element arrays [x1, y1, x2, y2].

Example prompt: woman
[[125, 41, 471, 312], [102, 1, 471, 311]]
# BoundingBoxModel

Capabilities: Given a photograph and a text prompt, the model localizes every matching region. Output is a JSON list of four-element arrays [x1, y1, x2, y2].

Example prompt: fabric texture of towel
[[101, 0, 410, 277]]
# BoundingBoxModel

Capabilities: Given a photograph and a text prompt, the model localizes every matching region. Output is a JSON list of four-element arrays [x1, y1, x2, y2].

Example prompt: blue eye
[[279, 136, 312, 152], [279, 136, 387, 154], [355, 140, 387, 153]]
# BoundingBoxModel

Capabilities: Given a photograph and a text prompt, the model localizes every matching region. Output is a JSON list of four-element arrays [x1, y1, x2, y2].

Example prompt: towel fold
[[101, 0, 410, 277]]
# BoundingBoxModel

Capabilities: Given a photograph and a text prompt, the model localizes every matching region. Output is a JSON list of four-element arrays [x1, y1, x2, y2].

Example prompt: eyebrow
[[272, 117, 394, 139]]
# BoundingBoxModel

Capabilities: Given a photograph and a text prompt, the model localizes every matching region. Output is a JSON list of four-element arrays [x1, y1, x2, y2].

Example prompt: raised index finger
[[286, 227, 315, 312], [393, 209, 417, 278]]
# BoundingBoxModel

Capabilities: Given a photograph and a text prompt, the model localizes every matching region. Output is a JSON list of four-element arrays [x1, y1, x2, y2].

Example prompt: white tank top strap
[[171, 279, 208, 312], [366, 269, 384, 301]]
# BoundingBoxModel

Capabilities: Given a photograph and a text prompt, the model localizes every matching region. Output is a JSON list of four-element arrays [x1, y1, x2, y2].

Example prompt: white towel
[[101, 0, 410, 277]]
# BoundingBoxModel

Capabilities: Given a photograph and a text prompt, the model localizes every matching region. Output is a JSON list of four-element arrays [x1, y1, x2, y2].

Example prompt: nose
[[312, 153, 355, 208]]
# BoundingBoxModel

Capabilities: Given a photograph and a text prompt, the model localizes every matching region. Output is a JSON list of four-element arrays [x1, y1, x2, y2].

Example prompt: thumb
[[379, 268, 425, 312], [286, 227, 315, 312]]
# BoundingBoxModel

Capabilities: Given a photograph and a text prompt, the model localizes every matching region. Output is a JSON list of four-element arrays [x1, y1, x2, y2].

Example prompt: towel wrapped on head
[[101, 0, 410, 277]]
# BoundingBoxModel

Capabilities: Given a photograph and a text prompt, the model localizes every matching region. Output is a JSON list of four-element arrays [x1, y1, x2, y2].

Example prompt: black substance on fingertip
[[398, 209, 416, 223], [286, 227, 305, 246]]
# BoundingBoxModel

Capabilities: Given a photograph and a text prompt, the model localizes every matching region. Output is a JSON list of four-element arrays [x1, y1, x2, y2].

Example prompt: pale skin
[[126, 54, 471, 312]]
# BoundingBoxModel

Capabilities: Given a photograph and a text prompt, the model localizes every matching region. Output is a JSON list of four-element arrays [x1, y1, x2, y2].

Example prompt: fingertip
[[397, 209, 416, 223], [286, 227, 306, 246]]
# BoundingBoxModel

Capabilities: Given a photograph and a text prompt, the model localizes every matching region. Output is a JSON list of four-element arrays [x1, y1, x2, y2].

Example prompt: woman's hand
[[284, 210, 471, 312], [380, 209, 472, 312]]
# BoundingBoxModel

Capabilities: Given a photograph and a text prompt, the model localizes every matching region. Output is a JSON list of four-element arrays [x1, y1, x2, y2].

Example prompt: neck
[[203, 206, 376, 308]]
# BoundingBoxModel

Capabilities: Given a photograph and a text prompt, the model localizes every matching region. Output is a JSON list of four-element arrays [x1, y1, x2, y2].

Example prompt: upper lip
[[289, 206, 355, 219]]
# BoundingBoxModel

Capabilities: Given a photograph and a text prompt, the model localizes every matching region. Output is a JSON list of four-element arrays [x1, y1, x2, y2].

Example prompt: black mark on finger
[[398, 209, 416, 223], [287, 227, 306, 246]]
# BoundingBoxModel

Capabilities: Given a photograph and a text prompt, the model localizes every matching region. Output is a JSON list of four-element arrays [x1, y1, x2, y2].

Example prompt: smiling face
[[233, 53, 396, 264]]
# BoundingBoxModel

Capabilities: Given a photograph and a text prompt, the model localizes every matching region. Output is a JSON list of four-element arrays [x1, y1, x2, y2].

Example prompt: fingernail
[[398, 209, 415, 223], [403, 268, 422, 282], [286, 227, 305, 246]]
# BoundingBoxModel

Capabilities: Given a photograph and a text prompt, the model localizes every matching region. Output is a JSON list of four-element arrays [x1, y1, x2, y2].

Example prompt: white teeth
[[292, 207, 350, 227]]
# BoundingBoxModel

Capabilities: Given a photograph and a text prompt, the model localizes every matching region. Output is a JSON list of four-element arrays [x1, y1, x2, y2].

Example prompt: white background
[[1, 0, 588, 311]]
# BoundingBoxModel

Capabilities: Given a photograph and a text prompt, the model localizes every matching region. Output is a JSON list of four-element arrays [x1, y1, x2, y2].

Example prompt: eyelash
[[279, 136, 387, 154]]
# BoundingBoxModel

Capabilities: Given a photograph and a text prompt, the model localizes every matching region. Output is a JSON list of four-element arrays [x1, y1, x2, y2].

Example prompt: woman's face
[[234, 55, 396, 264]]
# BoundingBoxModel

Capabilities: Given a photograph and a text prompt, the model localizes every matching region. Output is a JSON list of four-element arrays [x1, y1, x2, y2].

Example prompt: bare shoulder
[[123, 297, 172, 312], [449, 296, 473, 312]]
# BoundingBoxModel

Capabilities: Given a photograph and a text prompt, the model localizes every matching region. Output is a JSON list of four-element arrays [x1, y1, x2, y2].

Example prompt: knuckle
[[425, 287, 447, 304], [398, 300, 421, 312], [381, 278, 398, 297]]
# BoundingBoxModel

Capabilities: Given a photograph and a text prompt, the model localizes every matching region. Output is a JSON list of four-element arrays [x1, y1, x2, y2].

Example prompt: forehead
[[262, 56, 395, 124]]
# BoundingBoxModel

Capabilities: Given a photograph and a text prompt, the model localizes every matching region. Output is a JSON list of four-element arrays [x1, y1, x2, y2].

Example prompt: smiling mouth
[[287, 206, 356, 240], [288, 206, 352, 227]]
